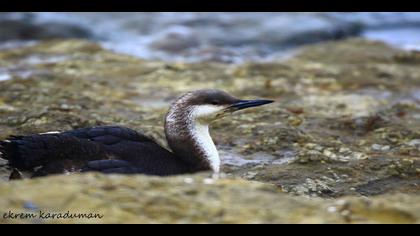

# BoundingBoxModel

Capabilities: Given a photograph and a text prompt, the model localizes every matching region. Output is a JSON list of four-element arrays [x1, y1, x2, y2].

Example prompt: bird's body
[[1, 126, 190, 177], [0, 89, 273, 178]]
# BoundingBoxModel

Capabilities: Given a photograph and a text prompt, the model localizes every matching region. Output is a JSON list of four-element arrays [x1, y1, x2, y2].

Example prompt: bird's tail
[[0, 136, 36, 170], [0, 140, 10, 160]]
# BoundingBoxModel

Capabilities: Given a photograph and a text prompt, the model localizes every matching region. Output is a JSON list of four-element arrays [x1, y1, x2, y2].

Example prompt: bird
[[0, 89, 273, 178]]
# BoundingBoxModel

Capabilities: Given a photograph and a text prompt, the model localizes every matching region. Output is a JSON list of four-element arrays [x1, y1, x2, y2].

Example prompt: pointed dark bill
[[230, 99, 274, 111]]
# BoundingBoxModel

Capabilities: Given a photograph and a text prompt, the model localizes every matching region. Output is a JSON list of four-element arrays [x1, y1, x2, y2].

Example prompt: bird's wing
[[70, 126, 186, 175], [1, 126, 184, 177], [60, 126, 175, 163], [0, 126, 156, 170], [1, 132, 109, 171], [81, 159, 141, 174], [61, 125, 155, 145]]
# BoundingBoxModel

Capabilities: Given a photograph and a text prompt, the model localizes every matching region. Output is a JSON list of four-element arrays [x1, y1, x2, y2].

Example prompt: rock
[[149, 27, 200, 53], [371, 144, 382, 151], [0, 173, 419, 223], [371, 144, 391, 152], [287, 116, 303, 126], [284, 177, 336, 197], [0, 19, 93, 42], [242, 171, 258, 180], [339, 147, 351, 154], [408, 139, 420, 148], [0, 158, 11, 181]]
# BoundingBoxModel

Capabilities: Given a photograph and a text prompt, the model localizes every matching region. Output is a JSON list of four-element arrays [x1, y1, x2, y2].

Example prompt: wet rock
[[284, 177, 336, 197], [0, 19, 93, 42], [0, 158, 11, 181], [408, 139, 420, 148], [0, 173, 419, 223], [298, 94, 385, 118], [371, 144, 391, 152], [149, 27, 200, 53], [293, 143, 368, 164], [287, 115, 304, 126], [386, 159, 419, 178]]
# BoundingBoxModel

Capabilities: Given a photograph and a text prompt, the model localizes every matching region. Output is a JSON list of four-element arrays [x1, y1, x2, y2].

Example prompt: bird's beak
[[216, 99, 273, 120], [228, 99, 274, 111]]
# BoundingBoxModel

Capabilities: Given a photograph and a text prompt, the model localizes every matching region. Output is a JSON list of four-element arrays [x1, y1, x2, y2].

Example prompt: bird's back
[[0, 126, 190, 178]]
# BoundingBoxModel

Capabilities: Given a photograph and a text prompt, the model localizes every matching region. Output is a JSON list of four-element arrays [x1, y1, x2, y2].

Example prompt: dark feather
[[2, 126, 191, 177]]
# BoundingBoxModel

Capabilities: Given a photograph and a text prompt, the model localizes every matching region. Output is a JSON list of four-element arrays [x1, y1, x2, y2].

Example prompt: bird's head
[[167, 89, 274, 124], [164, 89, 273, 173]]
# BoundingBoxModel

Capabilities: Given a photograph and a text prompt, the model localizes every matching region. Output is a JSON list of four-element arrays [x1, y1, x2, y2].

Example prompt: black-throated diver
[[0, 89, 273, 178]]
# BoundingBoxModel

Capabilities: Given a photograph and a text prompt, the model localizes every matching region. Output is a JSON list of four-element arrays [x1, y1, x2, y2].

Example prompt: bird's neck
[[165, 109, 220, 173], [189, 120, 220, 172]]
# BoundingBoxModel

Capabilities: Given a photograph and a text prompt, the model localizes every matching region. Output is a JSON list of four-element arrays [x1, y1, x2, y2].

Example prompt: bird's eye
[[211, 101, 219, 105]]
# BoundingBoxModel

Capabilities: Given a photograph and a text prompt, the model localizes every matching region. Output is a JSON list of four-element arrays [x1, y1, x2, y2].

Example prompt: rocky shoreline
[[0, 173, 418, 224], [0, 38, 419, 223]]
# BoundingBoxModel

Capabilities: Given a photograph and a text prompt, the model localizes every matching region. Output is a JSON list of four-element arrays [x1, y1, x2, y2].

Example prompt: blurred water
[[1, 12, 420, 63], [363, 27, 420, 51]]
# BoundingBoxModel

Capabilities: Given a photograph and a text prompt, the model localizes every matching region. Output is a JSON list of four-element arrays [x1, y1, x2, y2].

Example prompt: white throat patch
[[190, 121, 220, 173], [189, 105, 224, 173], [191, 105, 224, 122]]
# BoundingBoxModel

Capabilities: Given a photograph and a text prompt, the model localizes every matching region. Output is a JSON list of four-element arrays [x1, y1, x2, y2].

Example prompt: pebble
[[327, 206, 337, 213], [371, 144, 390, 152], [351, 152, 368, 160], [339, 147, 351, 154], [323, 149, 337, 159], [408, 139, 420, 148], [305, 143, 317, 149], [23, 201, 39, 210], [183, 177, 194, 184], [287, 116, 303, 126], [203, 178, 215, 185], [243, 171, 258, 179]]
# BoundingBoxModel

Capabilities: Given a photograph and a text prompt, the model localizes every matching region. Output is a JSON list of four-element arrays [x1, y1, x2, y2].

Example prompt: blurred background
[[1, 12, 420, 63]]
